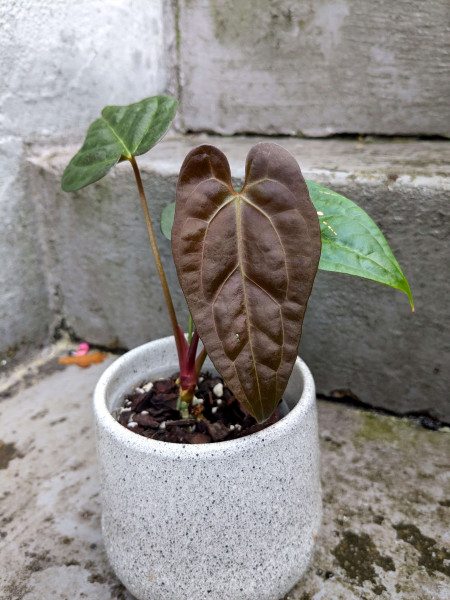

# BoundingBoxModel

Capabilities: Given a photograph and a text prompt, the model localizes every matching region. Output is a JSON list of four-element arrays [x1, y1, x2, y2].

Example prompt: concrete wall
[[0, 136, 50, 357], [1, 1, 449, 421], [176, 0, 450, 136], [0, 0, 166, 359]]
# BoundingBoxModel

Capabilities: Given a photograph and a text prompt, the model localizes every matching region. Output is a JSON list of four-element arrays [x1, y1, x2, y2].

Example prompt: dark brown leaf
[[134, 413, 160, 429], [172, 142, 321, 422]]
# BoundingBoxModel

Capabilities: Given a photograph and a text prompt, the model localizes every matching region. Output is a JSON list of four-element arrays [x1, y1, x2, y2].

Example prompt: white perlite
[[212, 382, 224, 398]]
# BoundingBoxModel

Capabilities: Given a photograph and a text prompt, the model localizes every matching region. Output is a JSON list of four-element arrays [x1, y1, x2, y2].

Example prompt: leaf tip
[[61, 171, 76, 193], [403, 280, 414, 312]]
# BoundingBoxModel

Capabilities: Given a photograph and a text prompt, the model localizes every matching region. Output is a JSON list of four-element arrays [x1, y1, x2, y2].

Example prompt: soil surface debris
[[115, 372, 280, 443]]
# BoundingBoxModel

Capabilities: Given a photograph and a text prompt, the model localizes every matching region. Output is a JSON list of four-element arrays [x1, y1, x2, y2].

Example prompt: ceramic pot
[[93, 336, 322, 600]]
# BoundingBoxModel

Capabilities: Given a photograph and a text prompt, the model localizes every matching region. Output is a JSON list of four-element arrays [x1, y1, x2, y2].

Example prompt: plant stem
[[188, 314, 193, 343], [128, 155, 183, 360]]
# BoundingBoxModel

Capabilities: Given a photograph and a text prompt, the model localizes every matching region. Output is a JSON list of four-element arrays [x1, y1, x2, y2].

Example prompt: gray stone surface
[[29, 153, 183, 350], [0, 137, 51, 358], [0, 0, 166, 144], [29, 135, 450, 421], [0, 348, 448, 599], [2, 0, 449, 385], [0, 0, 167, 358], [174, 0, 450, 136]]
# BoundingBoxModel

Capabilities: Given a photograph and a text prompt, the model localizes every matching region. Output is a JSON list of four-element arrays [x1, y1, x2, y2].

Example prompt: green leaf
[[306, 180, 414, 310], [61, 95, 178, 192], [160, 202, 176, 240]]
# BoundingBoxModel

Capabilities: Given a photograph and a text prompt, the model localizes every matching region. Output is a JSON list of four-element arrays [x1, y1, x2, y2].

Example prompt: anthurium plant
[[62, 95, 413, 424]]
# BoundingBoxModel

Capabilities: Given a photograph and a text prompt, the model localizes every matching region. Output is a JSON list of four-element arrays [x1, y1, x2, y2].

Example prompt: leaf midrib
[[101, 116, 132, 157], [203, 189, 288, 409], [235, 195, 263, 416], [319, 256, 411, 295], [318, 212, 401, 267], [321, 238, 403, 280]]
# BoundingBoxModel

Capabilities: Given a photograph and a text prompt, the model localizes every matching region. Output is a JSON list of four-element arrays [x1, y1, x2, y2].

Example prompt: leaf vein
[[321, 239, 402, 277], [100, 116, 132, 157], [236, 197, 263, 415]]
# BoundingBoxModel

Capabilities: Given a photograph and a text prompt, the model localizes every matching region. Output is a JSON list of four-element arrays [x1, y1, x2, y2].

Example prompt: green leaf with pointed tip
[[61, 95, 178, 192], [306, 180, 414, 310], [160, 202, 176, 240]]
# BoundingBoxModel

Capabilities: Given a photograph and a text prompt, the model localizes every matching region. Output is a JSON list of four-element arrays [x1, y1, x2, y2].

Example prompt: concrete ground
[[0, 345, 448, 600]]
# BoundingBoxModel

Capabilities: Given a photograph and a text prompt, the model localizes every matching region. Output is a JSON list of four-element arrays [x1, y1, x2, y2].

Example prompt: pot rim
[[93, 336, 316, 458]]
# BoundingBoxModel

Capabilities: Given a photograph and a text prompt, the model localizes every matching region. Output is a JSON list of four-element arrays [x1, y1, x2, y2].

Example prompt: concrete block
[[0, 0, 168, 361], [0, 137, 51, 358], [28, 150, 185, 350], [29, 135, 450, 420], [175, 0, 450, 136], [0, 0, 166, 143]]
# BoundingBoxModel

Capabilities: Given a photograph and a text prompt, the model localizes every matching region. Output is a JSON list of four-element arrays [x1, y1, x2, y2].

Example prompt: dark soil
[[114, 372, 280, 444]]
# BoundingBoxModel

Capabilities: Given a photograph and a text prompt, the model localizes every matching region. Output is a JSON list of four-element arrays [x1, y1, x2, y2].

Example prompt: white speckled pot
[[93, 336, 322, 600]]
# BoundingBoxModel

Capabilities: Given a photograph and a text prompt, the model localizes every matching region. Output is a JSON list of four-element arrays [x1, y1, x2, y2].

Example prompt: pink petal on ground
[[74, 343, 90, 356]]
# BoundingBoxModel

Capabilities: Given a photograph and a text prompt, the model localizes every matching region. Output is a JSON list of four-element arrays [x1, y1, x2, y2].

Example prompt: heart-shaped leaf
[[172, 143, 321, 422], [306, 181, 414, 310], [61, 95, 178, 192]]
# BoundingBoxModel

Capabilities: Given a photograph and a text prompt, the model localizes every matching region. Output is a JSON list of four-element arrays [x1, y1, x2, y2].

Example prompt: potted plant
[[62, 96, 413, 600]]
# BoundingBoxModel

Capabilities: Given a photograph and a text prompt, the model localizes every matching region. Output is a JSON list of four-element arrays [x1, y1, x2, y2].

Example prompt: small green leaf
[[306, 180, 414, 310], [160, 202, 176, 240], [62, 95, 178, 192]]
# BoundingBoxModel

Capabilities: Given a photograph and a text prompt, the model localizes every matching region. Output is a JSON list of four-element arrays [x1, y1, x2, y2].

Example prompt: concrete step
[[0, 349, 448, 599], [172, 0, 450, 136], [28, 135, 449, 421]]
